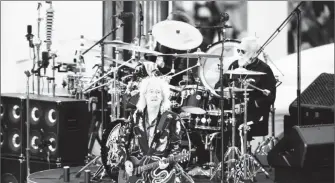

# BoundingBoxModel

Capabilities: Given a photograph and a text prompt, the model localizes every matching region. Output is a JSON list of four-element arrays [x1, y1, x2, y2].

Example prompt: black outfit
[[215, 58, 277, 136]]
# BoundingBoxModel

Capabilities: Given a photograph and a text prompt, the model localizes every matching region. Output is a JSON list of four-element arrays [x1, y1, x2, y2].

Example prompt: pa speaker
[[289, 73, 334, 125], [268, 124, 334, 168]]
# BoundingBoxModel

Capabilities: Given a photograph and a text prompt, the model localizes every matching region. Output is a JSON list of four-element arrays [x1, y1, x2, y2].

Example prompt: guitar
[[118, 151, 190, 183]]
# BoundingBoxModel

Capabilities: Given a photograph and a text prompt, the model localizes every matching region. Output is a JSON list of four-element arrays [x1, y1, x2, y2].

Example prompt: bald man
[[215, 36, 277, 139]]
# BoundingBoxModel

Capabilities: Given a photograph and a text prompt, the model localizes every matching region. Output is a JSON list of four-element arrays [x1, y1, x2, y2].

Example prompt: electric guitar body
[[118, 153, 189, 183]]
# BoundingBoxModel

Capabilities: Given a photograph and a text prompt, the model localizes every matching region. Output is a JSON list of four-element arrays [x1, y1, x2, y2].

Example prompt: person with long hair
[[115, 76, 193, 183]]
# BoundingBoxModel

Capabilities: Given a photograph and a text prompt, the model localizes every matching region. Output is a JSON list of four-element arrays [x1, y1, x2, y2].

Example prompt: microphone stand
[[219, 24, 226, 183], [81, 21, 124, 130], [36, 3, 43, 95], [296, 8, 302, 126], [243, 2, 303, 125], [24, 70, 32, 177]]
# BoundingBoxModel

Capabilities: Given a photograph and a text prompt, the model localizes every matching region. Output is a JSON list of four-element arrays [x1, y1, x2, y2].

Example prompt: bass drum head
[[198, 39, 241, 97]]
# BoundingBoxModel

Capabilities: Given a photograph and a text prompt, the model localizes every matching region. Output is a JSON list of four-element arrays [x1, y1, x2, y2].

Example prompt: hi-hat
[[225, 67, 266, 75], [152, 20, 203, 50], [158, 51, 221, 59]]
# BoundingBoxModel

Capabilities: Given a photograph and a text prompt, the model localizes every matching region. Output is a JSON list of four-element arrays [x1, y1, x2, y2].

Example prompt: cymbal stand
[[223, 82, 241, 182], [236, 82, 270, 182]]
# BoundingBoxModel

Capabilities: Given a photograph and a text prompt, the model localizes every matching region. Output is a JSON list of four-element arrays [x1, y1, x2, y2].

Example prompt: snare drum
[[181, 85, 209, 114]]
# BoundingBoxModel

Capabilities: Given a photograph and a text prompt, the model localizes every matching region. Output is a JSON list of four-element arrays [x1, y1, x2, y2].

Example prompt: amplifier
[[1, 93, 90, 163]]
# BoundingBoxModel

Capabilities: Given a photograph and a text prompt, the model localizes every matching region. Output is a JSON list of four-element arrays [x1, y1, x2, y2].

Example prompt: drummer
[[145, 11, 199, 86], [215, 36, 277, 138]]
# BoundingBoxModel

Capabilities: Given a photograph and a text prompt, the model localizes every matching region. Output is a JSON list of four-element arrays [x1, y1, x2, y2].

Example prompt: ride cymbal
[[225, 67, 266, 75]]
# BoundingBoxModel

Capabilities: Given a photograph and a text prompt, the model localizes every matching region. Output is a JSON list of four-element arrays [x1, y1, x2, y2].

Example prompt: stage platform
[[27, 165, 275, 183]]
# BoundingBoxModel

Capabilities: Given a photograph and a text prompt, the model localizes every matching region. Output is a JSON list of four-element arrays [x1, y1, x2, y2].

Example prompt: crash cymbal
[[95, 55, 138, 69], [103, 40, 131, 47], [225, 67, 266, 75], [158, 51, 221, 59], [152, 20, 203, 50]]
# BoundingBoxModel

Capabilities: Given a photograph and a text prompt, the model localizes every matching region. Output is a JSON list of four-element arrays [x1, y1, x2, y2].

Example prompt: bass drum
[[198, 39, 241, 97]]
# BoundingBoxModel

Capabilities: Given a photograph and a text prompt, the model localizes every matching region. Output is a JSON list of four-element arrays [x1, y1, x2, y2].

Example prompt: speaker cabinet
[[27, 94, 90, 163], [268, 124, 334, 168], [1, 93, 90, 164], [1, 94, 26, 157], [289, 73, 334, 125]]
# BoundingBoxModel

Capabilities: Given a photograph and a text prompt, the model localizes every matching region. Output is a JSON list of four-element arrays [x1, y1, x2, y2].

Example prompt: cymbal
[[158, 51, 221, 59], [216, 87, 254, 92], [116, 45, 162, 55], [103, 40, 131, 47], [95, 55, 138, 69], [225, 68, 266, 75], [152, 20, 203, 50]]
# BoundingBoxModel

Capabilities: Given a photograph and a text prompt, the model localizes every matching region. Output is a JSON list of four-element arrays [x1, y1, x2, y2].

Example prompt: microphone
[[220, 12, 229, 22], [112, 12, 134, 20], [26, 25, 34, 47], [42, 51, 50, 75]]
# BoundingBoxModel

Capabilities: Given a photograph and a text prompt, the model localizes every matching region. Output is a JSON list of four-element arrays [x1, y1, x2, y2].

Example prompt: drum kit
[[21, 12, 271, 183], [60, 19, 272, 182]]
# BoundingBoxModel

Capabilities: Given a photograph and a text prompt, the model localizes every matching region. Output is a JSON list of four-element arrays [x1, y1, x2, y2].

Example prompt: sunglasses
[[237, 49, 246, 54]]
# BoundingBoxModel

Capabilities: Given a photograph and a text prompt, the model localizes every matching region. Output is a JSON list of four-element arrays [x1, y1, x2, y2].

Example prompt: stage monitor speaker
[[1, 94, 26, 157], [289, 73, 334, 125], [268, 124, 334, 168]]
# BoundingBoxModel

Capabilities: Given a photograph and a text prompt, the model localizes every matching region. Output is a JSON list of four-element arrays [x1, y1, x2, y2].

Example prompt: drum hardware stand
[[204, 132, 220, 176], [222, 82, 242, 182], [24, 70, 32, 177], [235, 81, 270, 182], [208, 12, 231, 183]]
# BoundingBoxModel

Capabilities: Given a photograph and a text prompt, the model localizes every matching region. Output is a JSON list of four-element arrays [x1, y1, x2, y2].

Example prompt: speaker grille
[[291, 73, 334, 108]]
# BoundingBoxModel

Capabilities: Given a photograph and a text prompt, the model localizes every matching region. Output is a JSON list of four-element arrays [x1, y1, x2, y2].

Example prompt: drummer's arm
[[254, 68, 276, 108]]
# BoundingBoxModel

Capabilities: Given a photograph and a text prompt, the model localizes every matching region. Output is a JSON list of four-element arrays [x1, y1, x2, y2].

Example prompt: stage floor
[[27, 165, 275, 183]]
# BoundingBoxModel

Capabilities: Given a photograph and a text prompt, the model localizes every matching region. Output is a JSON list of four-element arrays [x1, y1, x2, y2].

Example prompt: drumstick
[[241, 79, 270, 96], [171, 62, 200, 78]]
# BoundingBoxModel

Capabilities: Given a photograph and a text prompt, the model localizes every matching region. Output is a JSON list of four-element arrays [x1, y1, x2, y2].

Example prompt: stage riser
[[1, 156, 83, 183]]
